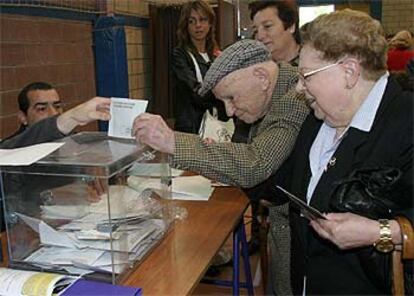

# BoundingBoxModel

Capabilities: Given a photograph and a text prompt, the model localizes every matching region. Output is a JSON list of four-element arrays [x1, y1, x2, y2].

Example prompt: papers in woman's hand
[[276, 185, 326, 220]]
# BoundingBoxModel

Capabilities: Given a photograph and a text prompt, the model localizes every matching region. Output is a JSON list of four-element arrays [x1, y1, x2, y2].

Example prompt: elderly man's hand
[[132, 113, 175, 154], [86, 178, 107, 203], [57, 97, 111, 134], [310, 212, 380, 250]]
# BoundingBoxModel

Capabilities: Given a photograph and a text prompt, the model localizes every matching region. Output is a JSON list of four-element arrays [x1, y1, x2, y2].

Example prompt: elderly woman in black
[[268, 9, 413, 295]]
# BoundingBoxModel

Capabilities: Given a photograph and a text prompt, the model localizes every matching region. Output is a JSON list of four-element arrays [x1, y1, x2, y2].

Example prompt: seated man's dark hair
[[18, 82, 54, 114]]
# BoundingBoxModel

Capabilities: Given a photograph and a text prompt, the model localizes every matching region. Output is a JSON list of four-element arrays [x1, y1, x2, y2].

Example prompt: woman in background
[[172, 0, 226, 133], [387, 30, 414, 72]]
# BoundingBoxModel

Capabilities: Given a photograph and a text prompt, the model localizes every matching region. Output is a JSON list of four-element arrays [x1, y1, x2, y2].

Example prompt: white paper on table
[[15, 212, 41, 233], [0, 142, 64, 166], [63, 266, 95, 276], [88, 185, 146, 216], [127, 176, 165, 193], [41, 205, 89, 220], [128, 162, 184, 177], [39, 221, 80, 249], [25, 246, 104, 266], [171, 192, 211, 201], [171, 175, 214, 201], [16, 213, 79, 249], [108, 97, 148, 139], [69, 221, 158, 252]]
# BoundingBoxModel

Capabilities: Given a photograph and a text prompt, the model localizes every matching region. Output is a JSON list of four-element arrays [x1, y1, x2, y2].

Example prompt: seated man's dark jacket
[[266, 78, 413, 295], [0, 116, 65, 232]]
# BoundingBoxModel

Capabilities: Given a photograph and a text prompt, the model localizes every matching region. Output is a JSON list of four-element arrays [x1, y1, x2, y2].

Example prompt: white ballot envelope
[[108, 97, 148, 139], [276, 185, 326, 220]]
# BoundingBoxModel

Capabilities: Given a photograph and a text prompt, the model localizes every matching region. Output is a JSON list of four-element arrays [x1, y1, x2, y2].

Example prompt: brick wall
[[113, 0, 152, 101], [114, 0, 149, 16], [0, 14, 97, 139], [382, 0, 414, 35], [125, 27, 152, 100]]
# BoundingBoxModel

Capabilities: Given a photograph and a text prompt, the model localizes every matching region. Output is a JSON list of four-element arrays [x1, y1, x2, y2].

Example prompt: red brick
[[26, 44, 54, 65], [82, 64, 95, 81], [0, 91, 20, 116], [0, 68, 17, 92], [70, 44, 85, 63], [57, 84, 77, 104], [75, 80, 96, 100], [0, 115, 20, 139], [62, 22, 92, 43], [1, 44, 26, 66], [36, 21, 63, 42], [45, 65, 66, 85], [82, 44, 94, 61], [7, 19, 39, 42], [66, 64, 79, 83], [26, 44, 43, 65], [55, 44, 72, 64], [0, 17, 14, 42], [14, 66, 50, 90]]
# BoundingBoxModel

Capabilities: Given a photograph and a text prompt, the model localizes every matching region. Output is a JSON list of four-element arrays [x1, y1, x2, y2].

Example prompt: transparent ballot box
[[1, 132, 172, 284]]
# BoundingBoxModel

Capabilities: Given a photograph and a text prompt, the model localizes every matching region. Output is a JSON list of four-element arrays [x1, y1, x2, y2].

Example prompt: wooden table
[[120, 186, 250, 295]]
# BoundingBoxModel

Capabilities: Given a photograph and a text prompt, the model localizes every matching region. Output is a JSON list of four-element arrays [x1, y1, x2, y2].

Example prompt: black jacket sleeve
[[0, 116, 65, 149], [171, 47, 215, 110]]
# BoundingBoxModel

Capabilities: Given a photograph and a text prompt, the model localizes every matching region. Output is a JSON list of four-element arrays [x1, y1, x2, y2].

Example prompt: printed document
[[0, 142, 64, 166], [108, 97, 148, 139], [0, 267, 75, 296], [128, 162, 184, 177], [171, 175, 214, 200]]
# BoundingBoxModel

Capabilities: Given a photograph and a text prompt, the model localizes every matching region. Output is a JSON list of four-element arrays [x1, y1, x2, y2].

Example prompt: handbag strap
[[187, 51, 203, 84], [395, 216, 414, 259]]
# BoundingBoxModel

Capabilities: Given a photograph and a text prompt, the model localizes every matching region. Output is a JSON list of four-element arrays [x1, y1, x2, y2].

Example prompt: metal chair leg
[[240, 219, 254, 296], [202, 218, 254, 296]]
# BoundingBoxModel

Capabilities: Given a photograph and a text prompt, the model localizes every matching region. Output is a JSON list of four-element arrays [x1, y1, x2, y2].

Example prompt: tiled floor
[[192, 211, 266, 295]]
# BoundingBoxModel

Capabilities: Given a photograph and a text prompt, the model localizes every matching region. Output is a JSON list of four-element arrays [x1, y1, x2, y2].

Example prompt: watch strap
[[374, 219, 394, 253]]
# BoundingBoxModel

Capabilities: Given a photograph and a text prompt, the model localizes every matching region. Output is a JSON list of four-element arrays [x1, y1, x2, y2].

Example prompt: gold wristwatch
[[374, 219, 394, 253]]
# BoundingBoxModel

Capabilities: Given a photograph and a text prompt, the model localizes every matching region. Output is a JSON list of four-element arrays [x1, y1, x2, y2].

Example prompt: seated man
[[2, 82, 63, 143], [0, 96, 110, 149], [0, 96, 111, 263]]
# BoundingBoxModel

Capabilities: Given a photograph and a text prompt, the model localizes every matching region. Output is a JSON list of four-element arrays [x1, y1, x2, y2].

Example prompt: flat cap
[[198, 39, 271, 96]]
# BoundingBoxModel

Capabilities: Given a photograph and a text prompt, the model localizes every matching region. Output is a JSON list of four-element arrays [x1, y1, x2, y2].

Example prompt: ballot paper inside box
[[0, 132, 172, 284]]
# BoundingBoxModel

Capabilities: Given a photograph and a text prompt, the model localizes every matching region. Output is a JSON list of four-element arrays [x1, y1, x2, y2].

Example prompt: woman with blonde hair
[[171, 0, 227, 133]]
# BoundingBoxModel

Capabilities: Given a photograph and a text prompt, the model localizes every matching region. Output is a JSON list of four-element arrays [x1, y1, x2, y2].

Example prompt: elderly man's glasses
[[299, 60, 343, 84]]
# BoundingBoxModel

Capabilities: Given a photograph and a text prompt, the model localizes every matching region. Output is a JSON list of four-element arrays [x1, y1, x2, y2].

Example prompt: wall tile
[[0, 91, 20, 116], [1, 44, 26, 66], [0, 68, 17, 91]]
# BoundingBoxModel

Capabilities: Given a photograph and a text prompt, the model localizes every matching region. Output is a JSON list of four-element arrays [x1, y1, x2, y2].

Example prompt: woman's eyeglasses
[[298, 60, 344, 84]]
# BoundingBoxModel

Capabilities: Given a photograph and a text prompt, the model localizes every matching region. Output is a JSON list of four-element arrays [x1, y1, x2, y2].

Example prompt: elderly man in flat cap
[[133, 40, 308, 188], [133, 40, 308, 293], [133, 40, 308, 294]]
